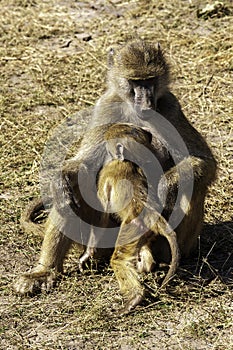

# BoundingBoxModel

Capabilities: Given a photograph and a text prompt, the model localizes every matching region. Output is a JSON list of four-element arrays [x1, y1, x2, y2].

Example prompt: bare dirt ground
[[0, 1, 232, 349]]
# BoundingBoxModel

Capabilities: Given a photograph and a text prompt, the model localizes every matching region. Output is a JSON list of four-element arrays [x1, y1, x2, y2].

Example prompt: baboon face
[[108, 40, 170, 120], [129, 78, 156, 118]]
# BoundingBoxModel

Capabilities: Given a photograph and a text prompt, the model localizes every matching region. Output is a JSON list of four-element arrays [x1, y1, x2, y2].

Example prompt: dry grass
[[0, 0, 232, 349]]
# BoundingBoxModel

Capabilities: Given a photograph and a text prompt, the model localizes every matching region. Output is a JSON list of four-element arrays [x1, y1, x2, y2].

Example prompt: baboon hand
[[157, 170, 178, 208], [157, 174, 169, 208]]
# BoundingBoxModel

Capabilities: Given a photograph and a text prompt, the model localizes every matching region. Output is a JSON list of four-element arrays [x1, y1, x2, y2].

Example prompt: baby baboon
[[69, 122, 171, 270], [97, 133, 179, 313], [77, 122, 170, 268]]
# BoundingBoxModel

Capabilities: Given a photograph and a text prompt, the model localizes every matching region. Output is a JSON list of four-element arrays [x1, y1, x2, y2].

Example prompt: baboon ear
[[108, 48, 115, 67], [146, 131, 153, 144], [142, 127, 153, 144]]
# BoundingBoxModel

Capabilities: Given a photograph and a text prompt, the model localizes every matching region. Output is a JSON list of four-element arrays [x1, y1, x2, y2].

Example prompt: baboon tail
[[158, 218, 180, 288], [20, 197, 51, 237]]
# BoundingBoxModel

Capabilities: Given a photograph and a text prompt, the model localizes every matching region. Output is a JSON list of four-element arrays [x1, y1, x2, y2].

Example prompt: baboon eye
[[129, 85, 135, 95], [128, 80, 136, 94]]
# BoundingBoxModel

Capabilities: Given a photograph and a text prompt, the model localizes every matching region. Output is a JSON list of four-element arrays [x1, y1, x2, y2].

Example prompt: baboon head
[[104, 124, 153, 163], [107, 40, 170, 119]]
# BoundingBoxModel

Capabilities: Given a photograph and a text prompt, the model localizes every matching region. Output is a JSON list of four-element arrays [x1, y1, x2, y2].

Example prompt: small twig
[[198, 73, 214, 97], [195, 235, 201, 274], [198, 241, 216, 278], [221, 252, 233, 272], [60, 40, 72, 48]]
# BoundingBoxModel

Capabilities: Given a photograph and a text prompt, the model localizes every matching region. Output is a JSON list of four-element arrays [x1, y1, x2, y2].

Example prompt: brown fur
[[14, 40, 216, 310], [97, 154, 179, 314], [93, 40, 217, 262], [20, 197, 51, 238]]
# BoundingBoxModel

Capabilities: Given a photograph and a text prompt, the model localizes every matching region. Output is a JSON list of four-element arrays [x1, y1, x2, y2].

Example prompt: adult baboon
[[14, 40, 216, 301], [91, 39, 216, 260], [14, 122, 169, 294]]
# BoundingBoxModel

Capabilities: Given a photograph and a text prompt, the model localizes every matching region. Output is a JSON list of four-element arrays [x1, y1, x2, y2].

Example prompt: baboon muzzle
[[134, 86, 155, 120]]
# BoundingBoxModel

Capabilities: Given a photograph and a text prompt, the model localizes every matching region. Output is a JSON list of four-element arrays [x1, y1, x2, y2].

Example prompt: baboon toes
[[13, 270, 56, 295], [78, 258, 88, 273], [118, 292, 144, 315], [78, 250, 94, 273]]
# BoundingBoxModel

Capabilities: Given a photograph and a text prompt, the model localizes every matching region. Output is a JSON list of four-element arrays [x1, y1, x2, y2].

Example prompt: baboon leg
[[151, 216, 179, 288], [135, 209, 179, 287], [176, 193, 205, 257], [78, 212, 110, 272], [78, 225, 96, 272], [14, 208, 73, 295], [137, 245, 155, 273], [110, 227, 144, 314]]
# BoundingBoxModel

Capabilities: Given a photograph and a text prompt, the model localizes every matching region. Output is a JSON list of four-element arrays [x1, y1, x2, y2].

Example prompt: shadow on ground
[[141, 220, 233, 308]]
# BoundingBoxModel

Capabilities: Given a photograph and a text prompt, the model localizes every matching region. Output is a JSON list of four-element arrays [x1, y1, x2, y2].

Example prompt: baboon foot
[[118, 291, 144, 315], [13, 268, 57, 295], [78, 248, 96, 273], [78, 253, 90, 273]]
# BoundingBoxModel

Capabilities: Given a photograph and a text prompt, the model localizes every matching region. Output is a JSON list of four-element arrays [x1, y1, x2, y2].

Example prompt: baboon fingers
[[78, 252, 91, 273], [13, 269, 57, 295]]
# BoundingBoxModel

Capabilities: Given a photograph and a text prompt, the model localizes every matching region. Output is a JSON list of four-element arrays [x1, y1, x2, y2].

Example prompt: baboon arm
[[38, 209, 73, 272], [51, 160, 85, 218], [158, 155, 217, 206], [13, 208, 73, 295]]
